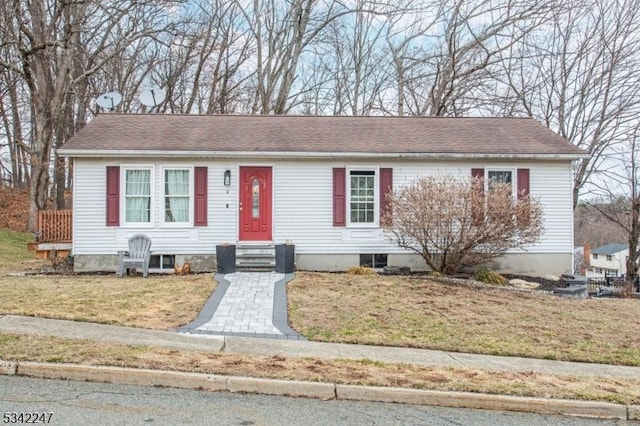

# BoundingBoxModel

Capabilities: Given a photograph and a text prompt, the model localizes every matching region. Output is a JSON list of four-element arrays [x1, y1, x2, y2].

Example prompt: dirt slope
[[0, 187, 29, 232]]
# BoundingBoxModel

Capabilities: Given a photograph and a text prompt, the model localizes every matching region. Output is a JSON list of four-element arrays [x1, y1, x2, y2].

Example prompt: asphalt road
[[1, 376, 634, 425]]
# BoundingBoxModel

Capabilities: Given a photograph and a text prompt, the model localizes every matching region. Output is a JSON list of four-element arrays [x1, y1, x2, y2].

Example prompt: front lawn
[[0, 274, 215, 330], [1, 243, 640, 405], [288, 272, 640, 366], [1, 228, 638, 367]]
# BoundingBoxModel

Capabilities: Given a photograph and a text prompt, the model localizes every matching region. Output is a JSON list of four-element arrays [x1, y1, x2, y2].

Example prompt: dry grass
[[288, 272, 640, 366], [0, 229, 37, 274], [2, 232, 640, 402], [1, 333, 638, 405], [0, 229, 214, 330], [0, 273, 215, 330]]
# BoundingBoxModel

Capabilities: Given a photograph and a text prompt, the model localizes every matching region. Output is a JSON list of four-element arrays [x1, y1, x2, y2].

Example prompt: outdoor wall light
[[224, 169, 231, 186]]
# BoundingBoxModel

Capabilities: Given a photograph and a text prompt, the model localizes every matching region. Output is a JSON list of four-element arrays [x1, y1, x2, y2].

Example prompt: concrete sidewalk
[[1, 314, 639, 420], [1, 314, 639, 380]]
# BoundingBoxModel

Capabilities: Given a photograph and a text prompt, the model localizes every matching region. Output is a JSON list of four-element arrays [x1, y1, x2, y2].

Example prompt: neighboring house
[[59, 114, 587, 276], [588, 243, 629, 278]]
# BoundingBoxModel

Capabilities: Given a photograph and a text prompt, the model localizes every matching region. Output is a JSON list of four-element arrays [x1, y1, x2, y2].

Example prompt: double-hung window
[[124, 167, 152, 224], [110, 165, 204, 228], [163, 167, 192, 226], [349, 169, 377, 225], [333, 167, 392, 228], [487, 170, 514, 196]]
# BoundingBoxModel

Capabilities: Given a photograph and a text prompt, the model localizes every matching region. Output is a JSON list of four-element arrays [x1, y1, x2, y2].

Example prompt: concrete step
[[237, 253, 274, 259], [236, 243, 275, 271], [236, 244, 275, 256], [236, 261, 276, 272]]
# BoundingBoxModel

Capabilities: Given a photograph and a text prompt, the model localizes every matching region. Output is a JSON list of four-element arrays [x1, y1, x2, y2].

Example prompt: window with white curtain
[[124, 168, 151, 223], [121, 165, 194, 227], [163, 168, 191, 225]]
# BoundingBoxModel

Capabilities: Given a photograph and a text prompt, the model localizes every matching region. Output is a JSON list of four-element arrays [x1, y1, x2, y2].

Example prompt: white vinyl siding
[[72, 160, 234, 255], [71, 158, 575, 259]]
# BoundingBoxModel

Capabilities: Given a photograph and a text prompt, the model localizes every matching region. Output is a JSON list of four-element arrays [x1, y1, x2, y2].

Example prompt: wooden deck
[[36, 210, 72, 243], [29, 210, 72, 259]]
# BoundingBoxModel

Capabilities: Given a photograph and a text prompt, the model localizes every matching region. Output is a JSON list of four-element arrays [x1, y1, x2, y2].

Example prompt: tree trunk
[[27, 143, 51, 232]]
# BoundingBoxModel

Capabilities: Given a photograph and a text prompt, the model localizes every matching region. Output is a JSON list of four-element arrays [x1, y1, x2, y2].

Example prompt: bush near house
[[383, 175, 543, 275]]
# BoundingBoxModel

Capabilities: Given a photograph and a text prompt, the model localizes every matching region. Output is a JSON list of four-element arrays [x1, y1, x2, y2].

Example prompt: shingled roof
[[60, 114, 587, 159], [592, 243, 628, 255]]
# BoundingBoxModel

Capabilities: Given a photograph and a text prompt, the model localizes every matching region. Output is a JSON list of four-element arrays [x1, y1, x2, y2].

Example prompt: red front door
[[239, 166, 272, 241]]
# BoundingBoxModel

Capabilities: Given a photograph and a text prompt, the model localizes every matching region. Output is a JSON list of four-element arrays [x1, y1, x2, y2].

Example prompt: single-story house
[[588, 243, 629, 278], [59, 114, 587, 276]]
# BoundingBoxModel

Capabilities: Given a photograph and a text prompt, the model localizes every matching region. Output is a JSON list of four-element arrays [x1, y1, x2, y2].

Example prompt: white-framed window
[[348, 168, 378, 226], [123, 166, 153, 225], [487, 169, 515, 196], [162, 166, 193, 226]]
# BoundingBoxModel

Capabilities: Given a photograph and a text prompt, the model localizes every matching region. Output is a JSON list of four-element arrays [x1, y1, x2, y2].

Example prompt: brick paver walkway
[[178, 272, 303, 340]]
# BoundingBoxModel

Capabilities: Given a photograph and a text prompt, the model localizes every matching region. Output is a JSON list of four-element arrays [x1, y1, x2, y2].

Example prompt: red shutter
[[517, 168, 530, 200], [471, 168, 484, 225], [106, 166, 120, 226], [333, 168, 346, 226], [194, 167, 208, 226], [471, 168, 485, 194], [379, 168, 393, 225]]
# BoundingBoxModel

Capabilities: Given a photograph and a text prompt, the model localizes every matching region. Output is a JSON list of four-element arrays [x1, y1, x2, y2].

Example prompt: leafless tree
[[383, 175, 543, 275], [497, 0, 640, 206], [0, 0, 178, 230], [587, 124, 640, 287], [241, 0, 366, 114], [574, 202, 629, 248], [321, 2, 391, 115], [0, 71, 30, 188], [384, 0, 554, 117], [155, 0, 254, 115]]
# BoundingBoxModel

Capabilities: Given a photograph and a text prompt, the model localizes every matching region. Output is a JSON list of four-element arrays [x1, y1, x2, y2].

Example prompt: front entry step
[[236, 243, 275, 271]]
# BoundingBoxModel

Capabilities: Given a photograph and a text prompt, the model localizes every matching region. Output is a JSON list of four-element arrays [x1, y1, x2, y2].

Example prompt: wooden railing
[[36, 210, 72, 243]]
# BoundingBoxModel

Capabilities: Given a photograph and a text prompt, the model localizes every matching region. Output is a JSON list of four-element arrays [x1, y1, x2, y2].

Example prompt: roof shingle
[[60, 114, 586, 157], [592, 243, 628, 255]]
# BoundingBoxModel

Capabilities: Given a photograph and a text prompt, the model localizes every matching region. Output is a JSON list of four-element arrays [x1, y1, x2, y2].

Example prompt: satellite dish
[[139, 87, 166, 110], [96, 91, 122, 111]]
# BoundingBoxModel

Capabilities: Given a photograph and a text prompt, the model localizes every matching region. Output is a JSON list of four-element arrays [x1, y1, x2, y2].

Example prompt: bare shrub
[[347, 266, 376, 276], [383, 175, 543, 275], [473, 268, 508, 285]]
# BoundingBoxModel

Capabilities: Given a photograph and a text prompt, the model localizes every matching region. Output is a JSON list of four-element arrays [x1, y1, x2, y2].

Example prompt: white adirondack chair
[[118, 234, 152, 278]]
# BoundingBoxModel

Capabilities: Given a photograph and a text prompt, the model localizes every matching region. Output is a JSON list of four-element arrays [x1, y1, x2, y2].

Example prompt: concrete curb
[[2, 359, 637, 420], [227, 376, 335, 399], [0, 360, 17, 375], [336, 384, 630, 420], [16, 362, 227, 392]]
